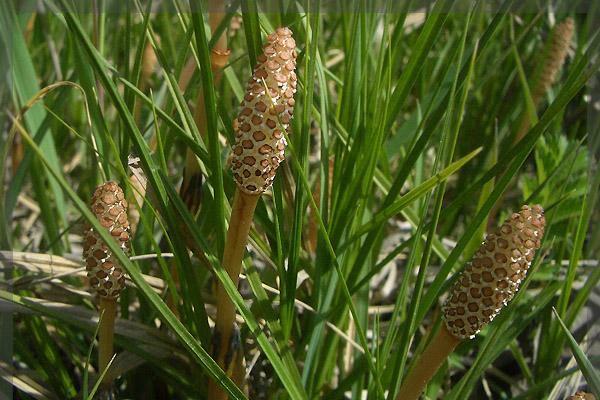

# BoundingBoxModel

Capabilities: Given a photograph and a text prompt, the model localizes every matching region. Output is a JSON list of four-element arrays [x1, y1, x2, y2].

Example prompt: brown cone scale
[[443, 205, 545, 340], [83, 181, 130, 300], [230, 27, 297, 194]]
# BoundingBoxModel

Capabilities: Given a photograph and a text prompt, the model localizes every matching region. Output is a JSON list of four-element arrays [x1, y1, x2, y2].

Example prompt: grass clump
[[1, 1, 598, 399]]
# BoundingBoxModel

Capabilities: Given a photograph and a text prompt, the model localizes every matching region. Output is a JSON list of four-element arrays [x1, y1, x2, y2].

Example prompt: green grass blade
[[158, 172, 307, 399], [416, 40, 600, 326], [12, 109, 246, 400], [552, 308, 600, 396], [188, 0, 227, 254]]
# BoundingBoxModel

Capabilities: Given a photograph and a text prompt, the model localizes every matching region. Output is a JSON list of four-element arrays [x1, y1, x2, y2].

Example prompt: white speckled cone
[[230, 27, 297, 194], [83, 181, 130, 300], [443, 205, 545, 340]]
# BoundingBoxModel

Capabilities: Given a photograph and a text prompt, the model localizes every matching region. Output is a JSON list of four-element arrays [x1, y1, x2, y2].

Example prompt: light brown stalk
[[178, 57, 198, 93], [129, 38, 157, 234], [396, 325, 459, 400], [179, 0, 230, 214], [169, 1, 231, 317], [397, 205, 545, 399], [307, 158, 334, 254], [24, 13, 36, 42], [208, 26, 297, 398], [307, 182, 321, 254], [208, 189, 259, 399], [83, 181, 130, 391], [11, 135, 24, 177], [98, 297, 117, 388], [134, 39, 158, 127], [178, 2, 230, 93]]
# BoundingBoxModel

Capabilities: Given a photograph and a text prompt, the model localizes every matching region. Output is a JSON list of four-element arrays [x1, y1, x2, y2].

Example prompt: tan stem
[[231, 324, 249, 397], [307, 180, 320, 254], [24, 14, 36, 43], [208, 189, 259, 399], [134, 40, 158, 127], [307, 158, 334, 254], [396, 325, 460, 400], [181, 44, 230, 211], [11, 135, 23, 178], [98, 297, 117, 389], [190, 0, 229, 137], [171, 2, 231, 318]]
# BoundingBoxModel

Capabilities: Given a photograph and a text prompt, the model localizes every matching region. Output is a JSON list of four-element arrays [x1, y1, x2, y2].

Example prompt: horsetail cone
[[443, 205, 545, 340], [397, 205, 545, 400], [230, 27, 297, 195], [532, 17, 574, 105], [83, 181, 130, 300]]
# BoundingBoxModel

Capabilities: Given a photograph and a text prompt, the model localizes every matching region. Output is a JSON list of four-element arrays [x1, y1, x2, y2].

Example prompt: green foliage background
[[0, 0, 598, 399]]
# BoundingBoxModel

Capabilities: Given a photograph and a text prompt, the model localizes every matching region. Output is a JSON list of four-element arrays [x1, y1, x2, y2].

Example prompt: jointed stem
[[208, 189, 259, 399], [396, 325, 459, 400]]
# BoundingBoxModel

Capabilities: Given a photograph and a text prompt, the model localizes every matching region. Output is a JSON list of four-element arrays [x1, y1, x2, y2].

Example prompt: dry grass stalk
[[396, 205, 545, 400], [208, 27, 297, 399], [83, 181, 130, 389]]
